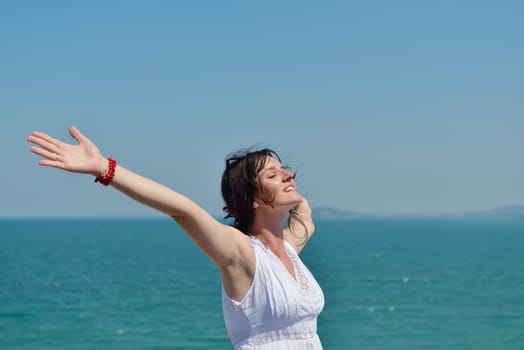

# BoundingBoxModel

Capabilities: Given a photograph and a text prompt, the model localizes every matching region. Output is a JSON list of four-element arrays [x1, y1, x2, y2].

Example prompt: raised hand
[[27, 126, 107, 176]]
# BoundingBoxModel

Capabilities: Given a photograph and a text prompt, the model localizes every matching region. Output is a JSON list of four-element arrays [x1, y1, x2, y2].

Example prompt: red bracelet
[[95, 158, 117, 186]]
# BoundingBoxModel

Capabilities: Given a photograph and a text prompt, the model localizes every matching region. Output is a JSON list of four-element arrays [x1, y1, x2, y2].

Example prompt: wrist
[[95, 157, 117, 186], [95, 157, 109, 177]]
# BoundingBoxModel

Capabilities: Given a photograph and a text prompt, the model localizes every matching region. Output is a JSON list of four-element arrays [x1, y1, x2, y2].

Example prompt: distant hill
[[312, 207, 363, 220], [312, 204, 524, 220], [462, 204, 524, 219]]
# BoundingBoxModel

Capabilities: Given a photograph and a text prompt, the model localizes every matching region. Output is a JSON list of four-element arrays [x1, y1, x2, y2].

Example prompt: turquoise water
[[1, 218, 523, 349]]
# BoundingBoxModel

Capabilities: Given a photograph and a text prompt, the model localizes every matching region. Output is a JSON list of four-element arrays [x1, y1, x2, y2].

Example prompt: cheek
[[263, 180, 280, 193], [257, 181, 278, 201]]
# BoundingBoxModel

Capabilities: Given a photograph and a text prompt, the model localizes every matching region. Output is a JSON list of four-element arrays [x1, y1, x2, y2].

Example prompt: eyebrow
[[261, 165, 286, 173]]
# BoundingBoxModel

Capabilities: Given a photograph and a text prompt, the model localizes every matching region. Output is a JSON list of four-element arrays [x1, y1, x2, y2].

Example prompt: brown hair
[[221, 148, 278, 234]]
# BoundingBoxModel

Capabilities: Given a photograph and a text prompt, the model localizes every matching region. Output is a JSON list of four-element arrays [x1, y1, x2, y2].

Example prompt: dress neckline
[[251, 236, 296, 280], [251, 236, 310, 291]]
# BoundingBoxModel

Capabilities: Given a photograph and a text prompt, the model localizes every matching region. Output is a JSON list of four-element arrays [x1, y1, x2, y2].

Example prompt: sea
[[1, 218, 523, 349]]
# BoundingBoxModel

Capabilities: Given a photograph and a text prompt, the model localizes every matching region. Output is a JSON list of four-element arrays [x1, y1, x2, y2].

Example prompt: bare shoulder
[[221, 225, 255, 256], [226, 226, 256, 269]]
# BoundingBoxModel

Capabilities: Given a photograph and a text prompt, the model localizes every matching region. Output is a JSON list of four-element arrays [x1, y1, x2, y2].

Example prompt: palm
[[57, 139, 100, 173]]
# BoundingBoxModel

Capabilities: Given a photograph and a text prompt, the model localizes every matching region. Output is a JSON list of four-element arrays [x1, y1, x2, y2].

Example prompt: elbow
[[171, 214, 186, 223], [308, 220, 315, 237]]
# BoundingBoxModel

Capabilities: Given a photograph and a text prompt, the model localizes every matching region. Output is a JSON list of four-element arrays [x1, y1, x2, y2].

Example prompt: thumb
[[69, 126, 86, 143]]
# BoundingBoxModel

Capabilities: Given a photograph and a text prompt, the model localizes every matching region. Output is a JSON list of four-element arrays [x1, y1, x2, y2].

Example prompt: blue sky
[[1, 1, 523, 217]]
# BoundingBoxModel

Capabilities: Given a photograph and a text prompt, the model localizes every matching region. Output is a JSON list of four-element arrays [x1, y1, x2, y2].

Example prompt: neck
[[249, 210, 288, 251]]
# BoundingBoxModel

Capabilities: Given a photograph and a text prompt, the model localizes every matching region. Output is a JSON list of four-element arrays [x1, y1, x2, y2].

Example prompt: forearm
[[109, 164, 193, 218], [285, 197, 316, 253], [295, 197, 315, 231], [295, 197, 313, 221]]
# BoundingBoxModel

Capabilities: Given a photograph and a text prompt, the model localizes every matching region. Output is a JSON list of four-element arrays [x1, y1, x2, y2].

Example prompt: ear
[[253, 202, 259, 209]]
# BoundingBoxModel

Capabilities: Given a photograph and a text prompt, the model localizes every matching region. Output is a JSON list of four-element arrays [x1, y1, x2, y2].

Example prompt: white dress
[[222, 237, 325, 349]]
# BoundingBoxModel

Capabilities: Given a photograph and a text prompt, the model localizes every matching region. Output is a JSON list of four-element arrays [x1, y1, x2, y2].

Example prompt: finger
[[39, 159, 65, 169], [29, 145, 59, 160], [27, 135, 61, 154], [69, 126, 86, 144], [31, 131, 62, 149]]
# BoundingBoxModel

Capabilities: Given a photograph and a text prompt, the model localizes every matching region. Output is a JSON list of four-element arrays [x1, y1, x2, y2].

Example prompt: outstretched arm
[[284, 197, 316, 254], [27, 126, 249, 270]]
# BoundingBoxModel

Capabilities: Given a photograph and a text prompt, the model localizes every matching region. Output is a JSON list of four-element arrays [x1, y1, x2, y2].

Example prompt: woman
[[27, 126, 324, 349]]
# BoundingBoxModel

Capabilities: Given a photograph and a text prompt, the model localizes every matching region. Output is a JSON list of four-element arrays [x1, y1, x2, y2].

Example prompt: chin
[[283, 197, 303, 210]]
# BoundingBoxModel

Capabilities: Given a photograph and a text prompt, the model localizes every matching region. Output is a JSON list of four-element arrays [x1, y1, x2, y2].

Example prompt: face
[[255, 156, 302, 210]]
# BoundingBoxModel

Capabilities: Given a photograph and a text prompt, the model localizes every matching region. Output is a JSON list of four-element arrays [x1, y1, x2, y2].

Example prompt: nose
[[282, 168, 294, 182]]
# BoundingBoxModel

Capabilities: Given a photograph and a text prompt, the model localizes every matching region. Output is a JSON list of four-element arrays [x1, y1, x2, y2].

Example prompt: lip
[[284, 184, 295, 192]]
